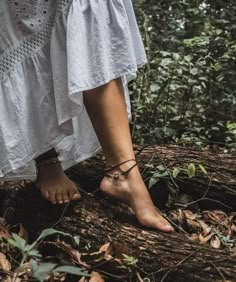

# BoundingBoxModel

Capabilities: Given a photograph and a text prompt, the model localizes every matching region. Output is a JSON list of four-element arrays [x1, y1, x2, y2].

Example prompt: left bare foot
[[100, 160, 174, 232]]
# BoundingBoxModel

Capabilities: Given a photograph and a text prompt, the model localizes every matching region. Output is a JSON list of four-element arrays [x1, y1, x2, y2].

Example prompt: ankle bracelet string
[[105, 159, 137, 181]]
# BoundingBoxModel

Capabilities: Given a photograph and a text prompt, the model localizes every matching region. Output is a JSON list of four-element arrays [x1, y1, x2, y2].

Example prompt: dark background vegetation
[[131, 0, 236, 151]]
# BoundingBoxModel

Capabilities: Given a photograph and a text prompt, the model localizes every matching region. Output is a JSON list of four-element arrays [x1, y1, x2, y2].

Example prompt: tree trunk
[[0, 145, 235, 281], [68, 145, 236, 210]]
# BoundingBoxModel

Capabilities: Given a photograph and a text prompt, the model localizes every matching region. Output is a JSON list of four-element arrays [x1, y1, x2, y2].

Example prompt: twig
[[51, 202, 70, 228], [176, 198, 232, 210], [175, 176, 232, 210], [155, 207, 191, 238], [152, 144, 179, 189], [210, 262, 227, 282], [160, 248, 201, 281]]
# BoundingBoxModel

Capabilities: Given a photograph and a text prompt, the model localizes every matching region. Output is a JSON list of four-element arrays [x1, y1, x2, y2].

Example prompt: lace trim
[[0, 0, 71, 78]]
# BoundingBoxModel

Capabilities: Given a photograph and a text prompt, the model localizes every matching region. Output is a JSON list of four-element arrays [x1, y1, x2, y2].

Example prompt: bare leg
[[35, 149, 81, 204], [84, 79, 173, 232]]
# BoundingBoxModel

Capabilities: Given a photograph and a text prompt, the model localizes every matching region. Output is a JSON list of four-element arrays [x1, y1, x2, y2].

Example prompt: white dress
[[0, 0, 147, 180]]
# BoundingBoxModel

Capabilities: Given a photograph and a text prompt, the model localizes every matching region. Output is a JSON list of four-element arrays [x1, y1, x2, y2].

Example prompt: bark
[[0, 145, 235, 281], [1, 189, 235, 282], [68, 145, 236, 210]]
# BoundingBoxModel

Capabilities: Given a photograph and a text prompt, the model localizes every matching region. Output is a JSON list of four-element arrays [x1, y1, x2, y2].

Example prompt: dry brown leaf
[[178, 209, 187, 226], [0, 252, 11, 272], [203, 210, 227, 223], [229, 212, 236, 222], [210, 235, 221, 249], [0, 218, 12, 240], [99, 243, 113, 256], [231, 224, 236, 232], [186, 219, 200, 230], [183, 210, 198, 221], [3, 276, 21, 282], [43, 240, 89, 268], [169, 210, 179, 222], [199, 233, 213, 244], [89, 272, 104, 282], [81, 243, 130, 277], [18, 224, 28, 242], [11, 272, 22, 282], [199, 220, 211, 236], [190, 234, 199, 242]]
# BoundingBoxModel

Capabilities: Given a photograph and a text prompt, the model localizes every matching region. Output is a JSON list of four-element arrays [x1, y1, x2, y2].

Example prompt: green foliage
[[6, 228, 88, 281], [132, 0, 236, 150]]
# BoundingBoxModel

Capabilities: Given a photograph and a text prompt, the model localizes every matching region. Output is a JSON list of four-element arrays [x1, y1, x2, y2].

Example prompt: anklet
[[105, 159, 137, 181], [35, 158, 61, 168]]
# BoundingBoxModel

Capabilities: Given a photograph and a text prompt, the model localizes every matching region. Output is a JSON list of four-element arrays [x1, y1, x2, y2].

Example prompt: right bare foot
[[100, 160, 174, 232], [37, 160, 81, 205]]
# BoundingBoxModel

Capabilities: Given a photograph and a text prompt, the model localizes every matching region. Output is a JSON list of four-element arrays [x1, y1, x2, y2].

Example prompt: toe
[[136, 208, 173, 232], [49, 191, 57, 204], [55, 191, 64, 204], [72, 192, 81, 201], [41, 189, 50, 201], [68, 186, 81, 201], [153, 220, 174, 232], [62, 190, 70, 204]]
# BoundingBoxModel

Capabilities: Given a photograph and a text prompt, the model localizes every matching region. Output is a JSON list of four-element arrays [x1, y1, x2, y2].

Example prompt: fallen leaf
[[210, 235, 221, 249], [199, 220, 211, 236], [89, 272, 104, 282], [186, 219, 200, 230], [0, 252, 11, 272], [183, 210, 198, 221], [42, 241, 89, 268], [177, 209, 188, 229], [0, 218, 12, 240], [231, 224, 236, 232], [18, 224, 28, 242], [99, 243, 113, 256], [190, 234, 199, 242], [199, 233, 213, 244]]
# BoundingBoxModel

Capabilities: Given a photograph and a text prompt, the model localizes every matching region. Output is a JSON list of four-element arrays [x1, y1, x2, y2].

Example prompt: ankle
[[35, 148, 59, 163], [104, 159, 139, 182]]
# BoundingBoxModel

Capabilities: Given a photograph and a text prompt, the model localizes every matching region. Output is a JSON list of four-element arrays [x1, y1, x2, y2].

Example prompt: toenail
[[59, 201, 63, 204], [165, 225, 174, 231]]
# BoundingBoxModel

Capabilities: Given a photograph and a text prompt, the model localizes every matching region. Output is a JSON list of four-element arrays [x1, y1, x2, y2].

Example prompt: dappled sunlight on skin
[[37, 162, 81, 205]]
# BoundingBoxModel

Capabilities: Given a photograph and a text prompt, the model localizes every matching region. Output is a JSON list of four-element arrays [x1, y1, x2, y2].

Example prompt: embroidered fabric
[[8, 0, 54, 33], [0, 0, 71, 77], [0, 0, 148, 179]]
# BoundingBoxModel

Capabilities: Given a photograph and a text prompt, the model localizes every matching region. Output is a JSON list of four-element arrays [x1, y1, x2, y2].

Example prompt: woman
[[0, 0, 173, 232]]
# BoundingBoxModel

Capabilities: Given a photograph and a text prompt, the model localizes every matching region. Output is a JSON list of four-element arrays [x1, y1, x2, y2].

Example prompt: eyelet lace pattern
[[0, 0, 71, 77]]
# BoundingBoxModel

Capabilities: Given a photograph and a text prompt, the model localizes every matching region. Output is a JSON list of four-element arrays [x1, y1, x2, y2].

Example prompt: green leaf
[[37, 228, 70, 241], [199, 164, 208, 175], [173, 167, 181, 178], [187, 163, 196, 178], [28, 249, 42, 258], [73, 236, 80, 247], [30, 229, 70, 250], [30, 260, 57, 282], [148, 176, 160, 189], [8, 234, 26, 251], [53, 266, 89, 277]]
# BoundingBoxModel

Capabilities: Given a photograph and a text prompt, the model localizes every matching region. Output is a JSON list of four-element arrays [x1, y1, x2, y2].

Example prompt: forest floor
[[0, 146, 235, 282]]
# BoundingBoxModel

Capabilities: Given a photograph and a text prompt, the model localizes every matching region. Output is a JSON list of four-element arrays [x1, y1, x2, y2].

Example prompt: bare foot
[[100, 160, 173, 232], [37, 162, 81, 204]]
